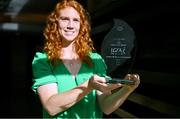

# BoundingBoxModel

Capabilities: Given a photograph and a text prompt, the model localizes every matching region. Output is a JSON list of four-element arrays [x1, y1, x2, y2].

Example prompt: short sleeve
[[90, 52, 111, 79], [32, 52, 57, 94]]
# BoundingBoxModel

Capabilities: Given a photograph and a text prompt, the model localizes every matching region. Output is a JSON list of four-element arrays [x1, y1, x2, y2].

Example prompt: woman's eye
[[60, 17, 69, 21], [73, 18, 80, 22]]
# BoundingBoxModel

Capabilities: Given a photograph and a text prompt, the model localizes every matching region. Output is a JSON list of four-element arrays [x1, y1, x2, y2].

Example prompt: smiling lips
[[64, 30, 75, 36]]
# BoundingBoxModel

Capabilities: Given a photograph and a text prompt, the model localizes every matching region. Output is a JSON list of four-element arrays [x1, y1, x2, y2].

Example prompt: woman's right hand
[[88, 75, 122, 93]]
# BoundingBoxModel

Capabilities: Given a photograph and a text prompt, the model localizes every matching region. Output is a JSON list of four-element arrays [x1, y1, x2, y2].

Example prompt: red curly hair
[[43, 0, 95, 66]]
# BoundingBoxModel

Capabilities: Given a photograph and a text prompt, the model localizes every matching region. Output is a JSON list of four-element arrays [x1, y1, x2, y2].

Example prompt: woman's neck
[[61, 43, 78, 60]]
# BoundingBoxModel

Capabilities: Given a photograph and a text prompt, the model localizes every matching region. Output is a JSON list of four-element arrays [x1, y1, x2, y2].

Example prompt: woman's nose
[[67, 20, 74, 29]]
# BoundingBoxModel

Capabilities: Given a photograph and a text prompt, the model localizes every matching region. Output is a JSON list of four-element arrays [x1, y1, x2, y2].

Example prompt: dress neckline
[[61, 60, 83, 80]]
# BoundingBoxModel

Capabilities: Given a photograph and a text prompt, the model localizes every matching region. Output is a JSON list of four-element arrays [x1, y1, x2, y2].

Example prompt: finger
[[107, 83, 122, 90], [133, 74, 140, 81], [94, 75, 107, 83], [134, 74, 139, 79], [125, 74, 131, 80], [132, 74, 140, 85]]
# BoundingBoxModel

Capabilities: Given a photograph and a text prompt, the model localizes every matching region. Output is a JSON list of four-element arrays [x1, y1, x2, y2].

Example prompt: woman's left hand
[[123, 74, 140, 92]]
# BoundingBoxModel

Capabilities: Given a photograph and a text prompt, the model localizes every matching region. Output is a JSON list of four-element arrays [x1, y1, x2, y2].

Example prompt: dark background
[[0, 0, 180, 118]]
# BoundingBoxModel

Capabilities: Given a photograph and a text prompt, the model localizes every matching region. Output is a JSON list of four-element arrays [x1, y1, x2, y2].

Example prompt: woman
[[32, 0, 140, 118]]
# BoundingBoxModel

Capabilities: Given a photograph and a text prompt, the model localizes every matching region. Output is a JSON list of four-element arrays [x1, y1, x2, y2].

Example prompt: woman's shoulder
[[33, 52, 48, 59], [32, 52, 49, 64], [89, 52, 104, 62], [89, 52, 102, 59]]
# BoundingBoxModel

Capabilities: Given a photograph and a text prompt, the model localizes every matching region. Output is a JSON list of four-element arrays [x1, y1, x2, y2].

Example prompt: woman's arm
[[97, 74, 140, 115], [37, 79, 92, 116], [37, 74, 116, 116]]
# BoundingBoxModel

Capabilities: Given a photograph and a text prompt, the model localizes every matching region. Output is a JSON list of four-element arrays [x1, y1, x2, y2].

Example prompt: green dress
[[32, 52, 108, 119]]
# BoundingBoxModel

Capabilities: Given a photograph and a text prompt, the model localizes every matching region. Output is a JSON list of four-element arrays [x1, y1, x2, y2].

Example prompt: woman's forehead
[[59, 7, 80, 18]]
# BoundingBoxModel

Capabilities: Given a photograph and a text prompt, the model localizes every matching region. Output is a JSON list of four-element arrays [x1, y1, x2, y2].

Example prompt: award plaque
[[101, 18, 136, 79]]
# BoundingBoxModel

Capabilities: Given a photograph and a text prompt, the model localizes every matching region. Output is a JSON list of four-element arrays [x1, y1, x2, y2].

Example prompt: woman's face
[[58, 7, 80, 42]]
